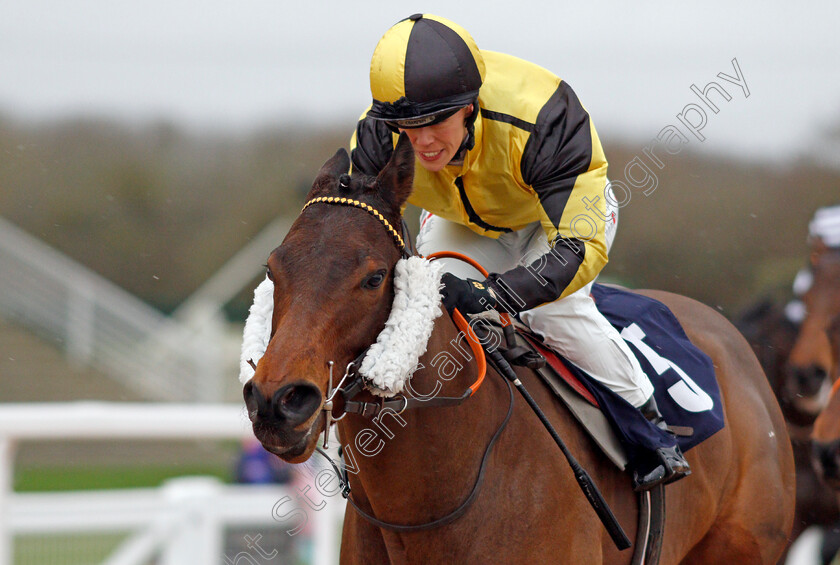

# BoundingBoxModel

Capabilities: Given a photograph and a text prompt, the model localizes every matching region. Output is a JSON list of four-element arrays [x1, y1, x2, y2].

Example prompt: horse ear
[[318, 148, 351, 179], [376, 133, 415, 212], [306, 147, 351, 199]]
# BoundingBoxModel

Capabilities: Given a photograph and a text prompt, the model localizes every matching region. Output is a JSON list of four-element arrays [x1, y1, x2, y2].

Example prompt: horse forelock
[[282, 200, 401, 276], [796, 249, 840, 341], [306, 168, 403, 227]]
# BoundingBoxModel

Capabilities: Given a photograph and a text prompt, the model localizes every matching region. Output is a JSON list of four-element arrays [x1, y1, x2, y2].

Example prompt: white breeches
[[416, 198, 653, 408]]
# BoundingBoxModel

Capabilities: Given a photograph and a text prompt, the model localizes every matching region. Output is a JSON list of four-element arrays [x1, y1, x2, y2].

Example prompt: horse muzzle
[[783, 364, 831, 417], [243, 380, 324, 461], [813, 438, 840, 490]]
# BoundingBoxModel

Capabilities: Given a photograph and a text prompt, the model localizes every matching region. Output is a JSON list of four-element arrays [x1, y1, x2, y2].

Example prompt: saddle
[[473, 310, 633, 468], [468, 284, 725, 565], [471, 312, 667, 563], [474, 284, 724, 463]]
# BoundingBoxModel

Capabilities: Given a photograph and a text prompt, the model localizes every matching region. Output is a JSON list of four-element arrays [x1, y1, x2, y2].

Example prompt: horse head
[[242, 134, 416, 463], [810, 314, 840, 488], [734, 299, 798, 397], [784, 242, 840, 423]]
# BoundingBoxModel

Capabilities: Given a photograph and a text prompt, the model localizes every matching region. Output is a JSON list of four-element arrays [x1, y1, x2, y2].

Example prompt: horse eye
[[362, 269, 387, 290], [264, 264, 273, 281]]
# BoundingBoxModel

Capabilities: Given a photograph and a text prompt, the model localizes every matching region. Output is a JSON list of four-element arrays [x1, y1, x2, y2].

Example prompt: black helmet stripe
[[404, 18, 482, 103], [367, 14, 485, 123]]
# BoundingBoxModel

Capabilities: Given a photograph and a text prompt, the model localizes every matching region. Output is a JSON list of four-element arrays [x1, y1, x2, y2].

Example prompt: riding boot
[[632, 396, 692, 491]]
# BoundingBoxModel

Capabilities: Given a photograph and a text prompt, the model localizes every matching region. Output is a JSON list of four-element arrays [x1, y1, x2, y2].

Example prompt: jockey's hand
[[440, 273, 498, 315]]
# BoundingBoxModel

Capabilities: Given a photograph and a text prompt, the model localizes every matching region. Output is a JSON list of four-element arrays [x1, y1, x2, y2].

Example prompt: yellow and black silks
[[351, 14, 609, 313]]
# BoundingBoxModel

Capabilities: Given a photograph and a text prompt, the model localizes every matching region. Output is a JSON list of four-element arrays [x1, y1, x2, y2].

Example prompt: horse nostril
[[272, 383, 322, 427], [814, 440, 840, 480], [790, 364, 828, 397], [243, 380, 271, 423]]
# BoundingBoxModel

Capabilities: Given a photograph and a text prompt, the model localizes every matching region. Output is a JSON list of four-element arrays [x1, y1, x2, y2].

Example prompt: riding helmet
[[367, 14, 486, 129]]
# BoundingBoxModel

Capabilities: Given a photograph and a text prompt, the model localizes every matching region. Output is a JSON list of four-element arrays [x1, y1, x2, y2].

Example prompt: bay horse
[[803, 243, 840, 486], [735, 250, 840, 547], [735, 299, 840, 549], [243, 135, 795, 564], [734, 300, 800, 423], [801, 248, 840, 564], [811, 315, 840, 488], [790, 240, 840, 414]]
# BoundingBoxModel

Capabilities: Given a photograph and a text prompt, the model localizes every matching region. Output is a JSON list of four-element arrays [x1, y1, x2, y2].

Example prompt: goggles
[[383, 107, 463, 132]]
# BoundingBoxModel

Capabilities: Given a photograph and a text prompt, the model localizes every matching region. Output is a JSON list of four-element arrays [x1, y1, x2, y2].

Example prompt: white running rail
[[0, 402, 343, 565], [0, 216, 233, 402]]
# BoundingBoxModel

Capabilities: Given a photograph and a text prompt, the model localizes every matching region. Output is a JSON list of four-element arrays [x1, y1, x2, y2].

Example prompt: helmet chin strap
[[452, 99, 479, 161]]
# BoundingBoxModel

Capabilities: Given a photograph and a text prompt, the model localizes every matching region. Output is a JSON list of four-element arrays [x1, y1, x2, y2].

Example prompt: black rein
[[316, 368, 514, 533]]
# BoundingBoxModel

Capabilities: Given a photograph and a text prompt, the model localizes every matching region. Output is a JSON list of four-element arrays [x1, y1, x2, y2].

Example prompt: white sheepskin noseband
[[239, 256, 444, 397], [239, 276, 274, 384]]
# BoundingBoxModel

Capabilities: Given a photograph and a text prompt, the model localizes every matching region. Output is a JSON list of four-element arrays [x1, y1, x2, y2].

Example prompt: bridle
[[296, 193, 629, 549], [302, 193, 514, 532], [301, 194, 407, 254], [320, 307, 488, 438], [301, 195, 493, 431]]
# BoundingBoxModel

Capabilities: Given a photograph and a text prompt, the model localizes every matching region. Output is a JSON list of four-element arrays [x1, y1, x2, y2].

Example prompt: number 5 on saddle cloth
[[477, 283, 725, 471]]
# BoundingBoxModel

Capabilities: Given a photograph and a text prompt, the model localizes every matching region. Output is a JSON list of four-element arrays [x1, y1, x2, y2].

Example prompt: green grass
[[14, 533, 129, 565], [15, 463, 233, 492]]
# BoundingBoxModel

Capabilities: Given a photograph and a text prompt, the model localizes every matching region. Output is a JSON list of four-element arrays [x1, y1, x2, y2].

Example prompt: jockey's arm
[[486, 84, 610, 312], [347, 90, 611, 315]]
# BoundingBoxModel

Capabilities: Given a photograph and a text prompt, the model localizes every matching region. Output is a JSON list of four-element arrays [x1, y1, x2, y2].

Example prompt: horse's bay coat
[[243, 136, 796, 564]]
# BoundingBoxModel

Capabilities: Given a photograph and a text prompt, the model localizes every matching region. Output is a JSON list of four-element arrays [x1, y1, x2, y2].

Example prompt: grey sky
[[2, 1, 839, 161]]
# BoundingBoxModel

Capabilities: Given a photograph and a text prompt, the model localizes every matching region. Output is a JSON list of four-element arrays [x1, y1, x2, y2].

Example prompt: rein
[[323, 308, 487, 423], [317, 376, 515, 533], [304, 194, 506, 532], [302, 197, 626, 545], [313, 277, 507, 532]]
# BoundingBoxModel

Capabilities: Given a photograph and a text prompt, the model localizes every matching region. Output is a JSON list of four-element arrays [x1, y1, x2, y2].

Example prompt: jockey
[[349, 13, 689, 490], [785, 204, 840, 324]]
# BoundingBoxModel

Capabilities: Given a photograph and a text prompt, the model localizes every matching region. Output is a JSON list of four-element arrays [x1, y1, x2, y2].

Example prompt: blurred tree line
[[0, 113, 837, 322], [603, 139, 838, 315], [0, 115, 347, 316]]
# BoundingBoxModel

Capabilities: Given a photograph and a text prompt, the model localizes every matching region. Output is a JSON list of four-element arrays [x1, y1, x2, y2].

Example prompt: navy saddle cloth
[[565, 284, 725, 462]]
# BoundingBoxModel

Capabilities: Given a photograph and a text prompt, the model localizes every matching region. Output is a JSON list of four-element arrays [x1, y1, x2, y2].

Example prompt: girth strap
[[631, 486, 665, 565]]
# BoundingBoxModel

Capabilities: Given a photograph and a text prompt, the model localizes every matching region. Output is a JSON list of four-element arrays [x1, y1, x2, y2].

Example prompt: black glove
[[440, 273, 497, 315]]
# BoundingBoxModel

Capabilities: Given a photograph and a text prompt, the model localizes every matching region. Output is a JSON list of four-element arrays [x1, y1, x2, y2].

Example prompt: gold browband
[[301, 196, 406, 252]]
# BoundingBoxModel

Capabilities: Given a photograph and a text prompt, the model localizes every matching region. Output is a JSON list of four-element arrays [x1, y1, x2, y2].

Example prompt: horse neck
[[337, 312, 506, 507]]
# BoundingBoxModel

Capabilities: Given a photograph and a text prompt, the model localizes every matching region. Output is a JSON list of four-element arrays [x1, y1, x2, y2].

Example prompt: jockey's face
[[400, 105, 472, 173]]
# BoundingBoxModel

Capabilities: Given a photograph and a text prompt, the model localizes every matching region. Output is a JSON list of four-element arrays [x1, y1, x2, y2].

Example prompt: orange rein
[[426, 251, 513, 397], [831, 370, 840, 397]]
